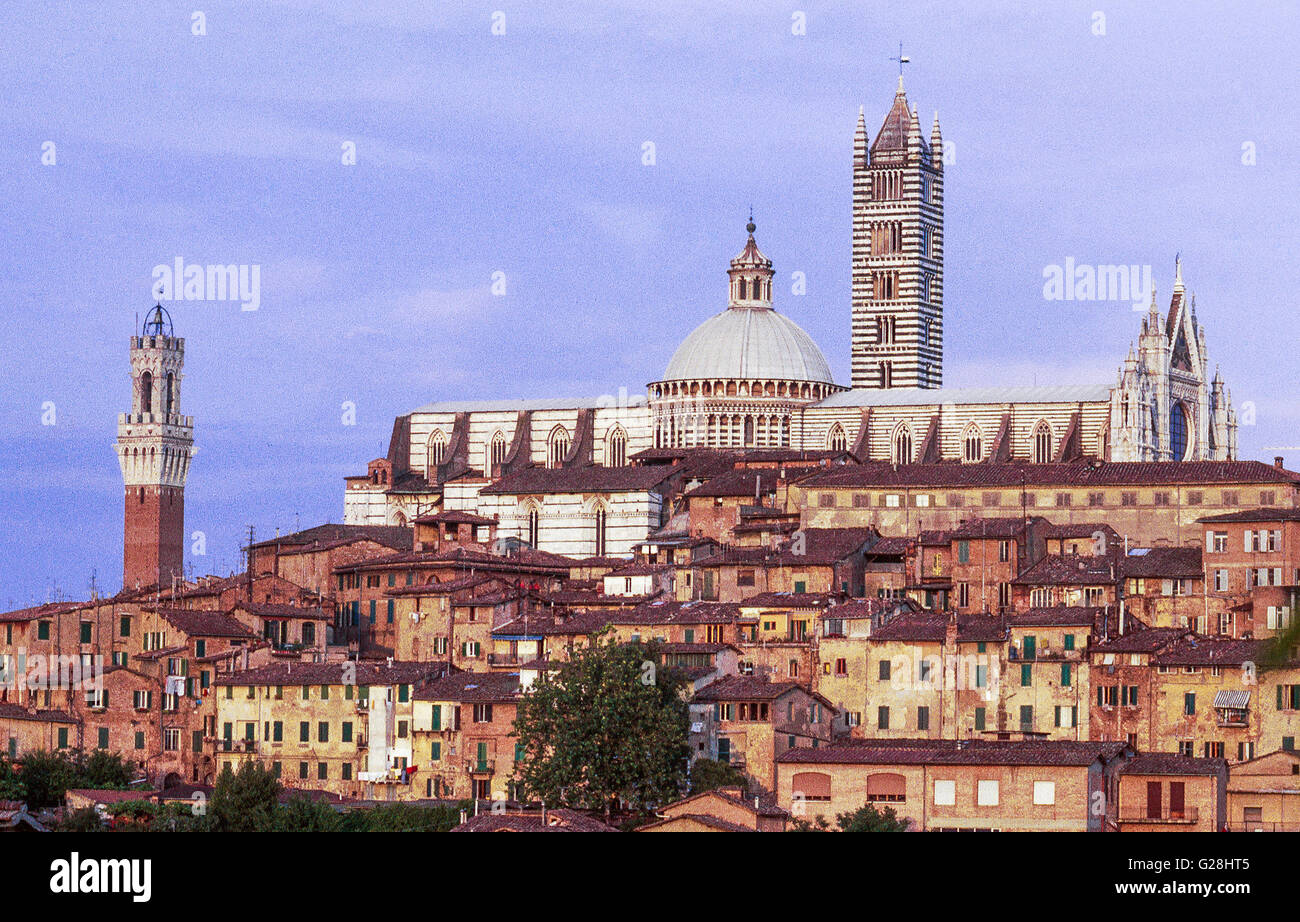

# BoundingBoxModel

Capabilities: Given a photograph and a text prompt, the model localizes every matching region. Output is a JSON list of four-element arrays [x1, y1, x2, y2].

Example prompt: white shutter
[[1245, 530, 1253, 552], [1268, 607, 1278, 630], [1205, 531, 1214, 552], [1161, 579, 1173, 596]]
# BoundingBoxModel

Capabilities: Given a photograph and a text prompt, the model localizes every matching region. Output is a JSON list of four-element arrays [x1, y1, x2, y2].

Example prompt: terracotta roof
[[613, 600, 743, 626], [1120, 546, 1203, 579], [692, 674, 805, 702], [637, 813, 754, 832], [451, 808, 617, 832], [250, 523, 413, 552], [416, 671, 521, 702], [799, 460, 1300, 490], [152, 607, 257, 639], [413, 510, 497, 526], [686, 469, 789, 499], [0, 601, 87, 623], [0, 703, 77, 723], [740, 592, 841, 609], [493, 609, 613, 637], [779, 738, 1128, 767], [868, 611, 1008, 644], [1122, 753, 1227, 777], [1009, 607, 1103, 628], [1090, 627, 1190, 654], [1150, 636, 1263, 667], [215, 660, 449, 687], [1012, 554, 1117, 586], [1197, 506, 1300, 524]]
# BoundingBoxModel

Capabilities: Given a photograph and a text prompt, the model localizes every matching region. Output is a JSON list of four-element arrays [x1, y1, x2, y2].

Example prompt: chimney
[[1275, 456, 1284, 470]]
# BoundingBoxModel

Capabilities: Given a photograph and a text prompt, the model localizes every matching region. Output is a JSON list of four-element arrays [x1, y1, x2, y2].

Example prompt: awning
[[1214, 689, 1251, 709]]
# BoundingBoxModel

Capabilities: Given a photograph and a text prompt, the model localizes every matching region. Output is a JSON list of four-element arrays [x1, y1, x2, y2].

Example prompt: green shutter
[[431, 705, 441, 731], [1021, 663, 1032, 686], [134, 731, 145, 750], [431, 741, 441, 761], [974, 707, 986, 731], [1060, 664, 1071, 686], [1063, 634, 1075, 651], [300, 721, 309, 742], [399, 684, 409, 703], [342, 722, 352, 743], [1185, 693, 1196, 716], [97, 727, 109, 749]]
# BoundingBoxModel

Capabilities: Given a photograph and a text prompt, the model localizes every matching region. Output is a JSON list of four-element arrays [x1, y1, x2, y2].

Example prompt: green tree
[[275, 793, 344, 832], [209, 760, 281, 831], [0, 756, 25, 801], [79, 750, 134, 789], [513, 635, 690, 821], [15, 750, 79, 808], [58, 806, 105, 832], [835, 803, 910, 832], [355, 802, 464, 832], [689, 758, 748, 794]]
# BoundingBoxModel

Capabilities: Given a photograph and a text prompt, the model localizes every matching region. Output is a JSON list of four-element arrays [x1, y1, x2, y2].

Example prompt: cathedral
[[343, 75, 1238, 543]]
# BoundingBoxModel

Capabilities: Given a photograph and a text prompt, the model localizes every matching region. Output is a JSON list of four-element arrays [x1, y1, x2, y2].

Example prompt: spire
[[930, 110, 942, 162], [855, 105, 868, 167], [1173, 254, 1184, 292]]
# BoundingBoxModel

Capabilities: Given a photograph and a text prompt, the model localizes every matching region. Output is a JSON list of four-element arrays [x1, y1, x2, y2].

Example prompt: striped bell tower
[[851, 74, 944, 389]]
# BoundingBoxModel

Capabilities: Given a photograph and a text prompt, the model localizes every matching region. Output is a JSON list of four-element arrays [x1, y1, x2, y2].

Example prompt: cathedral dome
[[661, 219, 834, 385], [663, 306, 834, 384]]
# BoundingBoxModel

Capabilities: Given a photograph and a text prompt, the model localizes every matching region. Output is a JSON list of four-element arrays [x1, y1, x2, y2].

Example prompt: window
[[1169, 401, 1188, 460], [957, 540, 970, 564], [977, 780, 1000, 806], [427, 430, 447, 474], [962, 426, 982, 462], [1121, 491, 1137, 507], [1088, 491, 1105, 506], [917, 707, 930, 731], [892, 424, 913, 464], [547, 426, 570, 469], [473, 704, 494, 723], [163, 728, 180, 752], [1033, 422, 1053, 463], [974, 707, 986, 731], [878, 706, 890, 730], [827, 424, 847, 453], [1033, 781, 1056, 806], [933, 780, 956, 806], [878, 660, 891, 681], [1184, 693, 1196, 716]]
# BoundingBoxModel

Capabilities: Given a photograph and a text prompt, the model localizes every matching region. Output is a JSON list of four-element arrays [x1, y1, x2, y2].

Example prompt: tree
[[513, 634, 690, 821], [352, 802, 464, 832], [835, 803, 910, 832], [58, 806, 105, 832], [209, 761, 281, 832], [275, 794, 343, 832], [15, 750, 79, 809], [689, 758, 748, 794], [0, 756, 25, 802], [79, 750, 134, 789]]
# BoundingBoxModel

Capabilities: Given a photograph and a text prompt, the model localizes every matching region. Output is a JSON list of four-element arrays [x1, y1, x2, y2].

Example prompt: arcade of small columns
[[648, 377, 840, 449]]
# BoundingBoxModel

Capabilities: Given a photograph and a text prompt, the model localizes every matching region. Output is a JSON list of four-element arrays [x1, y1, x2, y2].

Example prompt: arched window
[[827, 424, 847, 453], [892, 424, 913, 465], [140, 371, 153, 414], [738, 278, 747, 300], [1033, 422, 1053, 464], [962, 424, 983, 463], [1169, 402, 1188, 460], [525, 503, 540, 548], [743, 417, 755, 447], [489, 431, 507, 471], [606, 426, 627, 467], [427, 430, 447, 478], [548, 426, 570, 468], [865, 772, 907, 803], [164, 372, 174, 416], [791, 771, 832, 803], [593, 504, 607, 557]]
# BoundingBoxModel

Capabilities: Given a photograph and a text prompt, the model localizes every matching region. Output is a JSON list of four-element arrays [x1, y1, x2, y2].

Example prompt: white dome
[[663, 307, 835, 384]]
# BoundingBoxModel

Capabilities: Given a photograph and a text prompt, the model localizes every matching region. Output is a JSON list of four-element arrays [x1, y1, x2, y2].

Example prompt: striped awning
[[1214, 689, 1251, 709]]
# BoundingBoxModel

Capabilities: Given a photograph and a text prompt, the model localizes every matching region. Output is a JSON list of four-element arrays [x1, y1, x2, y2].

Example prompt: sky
[[0, 0, 1297, 607]]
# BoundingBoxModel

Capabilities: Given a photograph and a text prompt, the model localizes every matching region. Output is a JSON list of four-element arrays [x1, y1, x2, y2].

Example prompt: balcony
[[487, 653, 525, 667], [464, 759, 496, 775], [1120, 806, 1199, 825]]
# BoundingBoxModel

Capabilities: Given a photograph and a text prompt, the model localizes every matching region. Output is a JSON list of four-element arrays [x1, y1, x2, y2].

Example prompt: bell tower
[[851, 72, 944, 389], [115, 305, 194, 590]]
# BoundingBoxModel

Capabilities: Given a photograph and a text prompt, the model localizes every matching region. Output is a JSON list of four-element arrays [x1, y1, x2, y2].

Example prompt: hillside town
[[7, 432, 1300, 831], [6, 70, 1292, 836]]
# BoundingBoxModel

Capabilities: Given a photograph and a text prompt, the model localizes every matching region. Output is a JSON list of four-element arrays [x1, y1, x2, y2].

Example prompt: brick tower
[[115, 305, 194, 590], [851, 74, 944, 389]]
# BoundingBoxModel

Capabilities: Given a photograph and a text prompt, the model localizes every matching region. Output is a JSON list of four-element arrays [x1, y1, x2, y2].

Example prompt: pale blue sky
[[1, 0, 1297, 605]]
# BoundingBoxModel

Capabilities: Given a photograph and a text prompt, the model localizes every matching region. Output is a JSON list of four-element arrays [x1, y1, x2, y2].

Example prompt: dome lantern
[[727, 215, 774, 309]]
